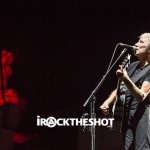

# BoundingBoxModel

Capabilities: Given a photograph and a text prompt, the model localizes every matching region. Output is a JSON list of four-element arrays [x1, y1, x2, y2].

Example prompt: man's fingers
[[119, 65, 123, 70]]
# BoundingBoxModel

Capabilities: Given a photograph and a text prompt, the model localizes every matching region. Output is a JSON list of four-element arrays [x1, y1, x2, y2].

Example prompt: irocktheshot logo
[[37, 116, 114, 128]]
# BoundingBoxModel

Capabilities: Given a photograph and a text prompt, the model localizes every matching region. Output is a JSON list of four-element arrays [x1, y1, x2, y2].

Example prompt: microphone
[[119, 43, 139, 51]]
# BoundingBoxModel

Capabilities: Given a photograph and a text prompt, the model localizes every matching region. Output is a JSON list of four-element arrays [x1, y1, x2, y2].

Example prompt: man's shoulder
[[126, 61, 139, 76], [127, 61, 139, 70], [130, 61, 139, 66]]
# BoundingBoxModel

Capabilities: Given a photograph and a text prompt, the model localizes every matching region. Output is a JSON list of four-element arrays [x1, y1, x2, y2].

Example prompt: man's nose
[[135, 42, 139, 47]]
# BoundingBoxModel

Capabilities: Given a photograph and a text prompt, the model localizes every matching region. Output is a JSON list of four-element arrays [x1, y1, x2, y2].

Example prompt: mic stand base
[[90, 95, 96, 150]]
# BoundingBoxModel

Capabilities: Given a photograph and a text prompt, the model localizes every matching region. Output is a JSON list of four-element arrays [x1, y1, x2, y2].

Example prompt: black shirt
[[125, 61, 150, 110]]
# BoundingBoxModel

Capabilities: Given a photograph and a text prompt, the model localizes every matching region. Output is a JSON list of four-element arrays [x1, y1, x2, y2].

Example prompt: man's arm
[[100, 89, 117, 115], [116, 66, 150, 102]]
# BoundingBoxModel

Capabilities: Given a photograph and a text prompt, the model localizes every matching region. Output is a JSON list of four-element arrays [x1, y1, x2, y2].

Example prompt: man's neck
[[139, 59, 149, 67]]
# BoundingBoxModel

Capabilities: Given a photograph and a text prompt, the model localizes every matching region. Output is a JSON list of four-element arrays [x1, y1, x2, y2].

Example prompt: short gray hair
[[139, 33, 150, 44], [141, 33, 150, 62]]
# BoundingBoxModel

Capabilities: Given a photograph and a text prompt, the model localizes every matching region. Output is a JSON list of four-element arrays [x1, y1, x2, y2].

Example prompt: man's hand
[[116, 65, 128, 80], [100, 102, 109, 115]]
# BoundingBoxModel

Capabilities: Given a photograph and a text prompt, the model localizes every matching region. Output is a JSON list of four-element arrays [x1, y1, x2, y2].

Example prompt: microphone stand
[[83, 48, 127, 150], [90, 95, 96, 150]]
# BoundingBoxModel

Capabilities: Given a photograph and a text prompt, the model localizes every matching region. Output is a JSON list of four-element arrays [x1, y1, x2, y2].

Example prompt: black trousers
[[123, 105, 150, 150]]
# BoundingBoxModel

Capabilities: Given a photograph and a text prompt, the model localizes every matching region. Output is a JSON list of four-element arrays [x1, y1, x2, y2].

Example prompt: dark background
[[0, 0, 150, 150]]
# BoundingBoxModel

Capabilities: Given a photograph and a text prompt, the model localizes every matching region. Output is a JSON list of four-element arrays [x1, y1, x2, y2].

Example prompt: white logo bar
[[37, 116, 114, 128]]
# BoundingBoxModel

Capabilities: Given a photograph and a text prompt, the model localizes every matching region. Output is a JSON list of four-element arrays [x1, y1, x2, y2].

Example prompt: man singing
[[100, 33, 150, 150]]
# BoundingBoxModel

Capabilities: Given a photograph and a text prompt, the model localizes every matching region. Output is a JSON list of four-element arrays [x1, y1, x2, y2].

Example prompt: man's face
[[134, 36, 149, 56]]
